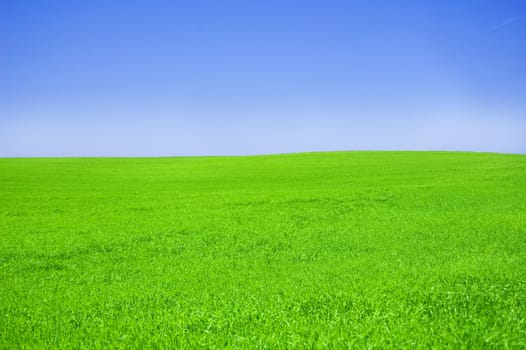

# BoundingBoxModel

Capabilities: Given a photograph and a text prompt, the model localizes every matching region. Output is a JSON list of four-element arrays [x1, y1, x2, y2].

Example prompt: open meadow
[[1, 151, 525, 348]]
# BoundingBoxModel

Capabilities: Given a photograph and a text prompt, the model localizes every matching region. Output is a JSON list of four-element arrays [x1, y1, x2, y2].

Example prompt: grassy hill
[[1, 151, 525, 348]]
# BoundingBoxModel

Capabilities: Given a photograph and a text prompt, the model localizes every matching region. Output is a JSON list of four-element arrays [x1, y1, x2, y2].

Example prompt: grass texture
[[1, 151, 525, 348]]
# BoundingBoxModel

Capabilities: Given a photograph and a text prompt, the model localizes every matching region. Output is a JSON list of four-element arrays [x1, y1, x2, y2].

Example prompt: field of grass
[[1, 151, 525, 348]]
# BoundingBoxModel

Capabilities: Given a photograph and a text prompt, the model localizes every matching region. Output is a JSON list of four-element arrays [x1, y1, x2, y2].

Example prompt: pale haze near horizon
[[1, 1, 525, 157]]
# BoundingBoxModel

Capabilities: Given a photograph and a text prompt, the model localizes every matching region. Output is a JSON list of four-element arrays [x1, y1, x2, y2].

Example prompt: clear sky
[[1, 0, 525, 156]]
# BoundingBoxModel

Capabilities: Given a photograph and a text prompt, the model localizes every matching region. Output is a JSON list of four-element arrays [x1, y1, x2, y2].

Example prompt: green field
[[1, 151, 525, 348]]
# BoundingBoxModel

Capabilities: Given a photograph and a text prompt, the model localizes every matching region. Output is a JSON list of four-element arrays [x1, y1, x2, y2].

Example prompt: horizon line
[[1, 149, 525, 160]]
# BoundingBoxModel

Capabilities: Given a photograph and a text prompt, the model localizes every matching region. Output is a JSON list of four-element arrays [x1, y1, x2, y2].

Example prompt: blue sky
[[1, 0, 525, 156]]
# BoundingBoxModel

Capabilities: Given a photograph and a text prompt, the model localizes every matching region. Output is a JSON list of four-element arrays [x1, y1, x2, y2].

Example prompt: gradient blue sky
[[1, 0, 525, 156]]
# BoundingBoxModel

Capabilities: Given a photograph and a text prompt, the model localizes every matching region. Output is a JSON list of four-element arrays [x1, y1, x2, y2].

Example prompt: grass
[[1, 151, 525, 348]]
